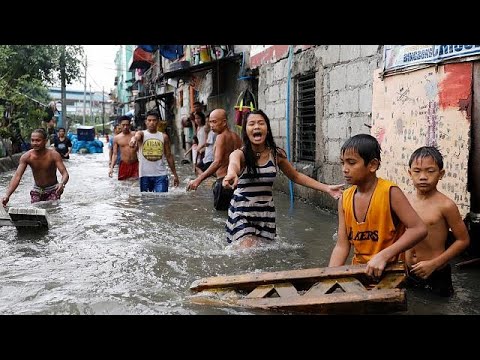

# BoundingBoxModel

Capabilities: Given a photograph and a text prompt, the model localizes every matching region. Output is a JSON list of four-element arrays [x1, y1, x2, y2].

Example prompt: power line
[[14, 89, 48, 107]]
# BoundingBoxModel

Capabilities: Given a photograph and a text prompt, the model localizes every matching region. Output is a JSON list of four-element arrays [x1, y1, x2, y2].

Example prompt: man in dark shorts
[[187, 109, 241, 211], [212, 177, 234, 210]]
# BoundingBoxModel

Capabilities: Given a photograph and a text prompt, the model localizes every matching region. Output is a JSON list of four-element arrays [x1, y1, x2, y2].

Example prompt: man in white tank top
[[129, 110, 179, 192]]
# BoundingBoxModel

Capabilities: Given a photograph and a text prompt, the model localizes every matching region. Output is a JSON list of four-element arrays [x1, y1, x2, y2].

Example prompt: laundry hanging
[[138, 45, 158, 53], [159, 45, 184, 60], [130, 47, 155, 70], [234, 89, 257, 126]]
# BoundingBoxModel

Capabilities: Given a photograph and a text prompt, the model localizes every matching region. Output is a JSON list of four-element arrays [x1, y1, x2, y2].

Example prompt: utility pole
[[83, 55, 87, 125], [60, 45, 67, 130], [102, 86, 105, 135], [90, 84, 93, 124]]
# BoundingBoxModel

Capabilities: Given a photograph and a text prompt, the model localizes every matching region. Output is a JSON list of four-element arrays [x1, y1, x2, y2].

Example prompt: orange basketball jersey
[[342, 178, 405, 264]]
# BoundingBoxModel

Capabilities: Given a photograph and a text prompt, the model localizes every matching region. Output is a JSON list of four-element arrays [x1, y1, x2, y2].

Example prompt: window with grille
[[294, 73, 316, 162]]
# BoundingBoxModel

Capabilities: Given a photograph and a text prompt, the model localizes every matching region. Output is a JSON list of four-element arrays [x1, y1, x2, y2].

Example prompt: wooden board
[[189, 263, 407, 314], [191, 263, 405, 292], [0, 206, 12, 227], [5, 207, 51, 229]]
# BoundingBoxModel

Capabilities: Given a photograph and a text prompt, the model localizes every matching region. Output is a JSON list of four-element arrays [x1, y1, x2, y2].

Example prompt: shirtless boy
[[406, 146, 470, 296], [2, 128, 69, 206], [108, 116, 138, 180]]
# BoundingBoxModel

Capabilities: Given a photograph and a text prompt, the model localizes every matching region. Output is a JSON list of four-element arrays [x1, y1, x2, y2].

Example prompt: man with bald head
[[187, 108, 242, 210]]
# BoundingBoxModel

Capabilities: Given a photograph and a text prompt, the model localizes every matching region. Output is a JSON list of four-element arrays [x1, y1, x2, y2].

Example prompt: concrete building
[[120, 45, 480, 233], [112, 45, 135, 117], [48, 87, 113, 131]]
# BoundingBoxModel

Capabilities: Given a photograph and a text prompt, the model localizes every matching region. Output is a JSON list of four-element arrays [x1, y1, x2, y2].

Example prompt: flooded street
[[0, 145, 479, 315]]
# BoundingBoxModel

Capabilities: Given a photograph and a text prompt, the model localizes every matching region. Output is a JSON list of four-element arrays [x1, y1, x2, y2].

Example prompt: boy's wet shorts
[[406, 263, 454, 297], [30, 183, 60, 203], [118, 161, 139, 180]]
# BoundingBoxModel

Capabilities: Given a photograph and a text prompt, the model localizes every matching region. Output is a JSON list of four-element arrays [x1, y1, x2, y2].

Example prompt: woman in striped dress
[[223, 110, 343, 248]]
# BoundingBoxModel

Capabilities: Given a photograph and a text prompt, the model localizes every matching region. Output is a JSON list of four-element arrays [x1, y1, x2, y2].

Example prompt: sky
[[69, 45, 119, 93]]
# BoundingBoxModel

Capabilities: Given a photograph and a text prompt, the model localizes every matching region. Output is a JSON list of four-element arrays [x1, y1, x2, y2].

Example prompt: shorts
[[118, 161, 139, 180], [140, 175, 169, 192], [30, 183, 60, 203], [213, 177, 234, 211], [196, 160, 212, 172], [405, 263, 454, 297]]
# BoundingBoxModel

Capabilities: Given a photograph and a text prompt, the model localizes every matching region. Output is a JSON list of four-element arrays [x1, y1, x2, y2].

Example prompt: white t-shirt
[[137, 130, 168, 177], [203, 130, 216, 163]]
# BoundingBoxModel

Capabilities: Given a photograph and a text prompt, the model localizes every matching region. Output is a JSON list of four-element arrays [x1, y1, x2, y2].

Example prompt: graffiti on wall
[[371, 63, 471, 217]]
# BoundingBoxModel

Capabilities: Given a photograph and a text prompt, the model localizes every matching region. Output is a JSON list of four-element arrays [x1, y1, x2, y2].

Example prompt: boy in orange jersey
[[405, 146, 470, 296], [329, 134, 427, 278]]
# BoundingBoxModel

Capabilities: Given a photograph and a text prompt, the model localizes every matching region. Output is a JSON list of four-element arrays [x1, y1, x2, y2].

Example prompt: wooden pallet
[[190, 263, 407, 314], [0, 206, 51, 229]]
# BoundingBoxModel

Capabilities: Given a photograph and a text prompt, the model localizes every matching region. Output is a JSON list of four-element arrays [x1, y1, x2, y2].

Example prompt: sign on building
[[383, 45, 480, 74]]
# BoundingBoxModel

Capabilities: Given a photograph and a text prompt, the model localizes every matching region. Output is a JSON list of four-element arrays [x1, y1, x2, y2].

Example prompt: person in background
[[129, 110, 179, 192], [108, 124, 122, 167], [405, 146, 470, 296], [328, 134, 427, 278], [196, 113, 216, 176], [183, 101, 203, 163], [45, 117, 57, 147], [193, 111, 207, 171], [108, 116, 138, 180], [190, 101, 204, 124], [187, 108, 242, 211], [181, 115, 194, 164], [42, 101, 57, 144], [2, 128, 69, 206], [193, 112, 210, 167], [53, 127, 72, 159], [223, 110, 343, 248], [184, 135, 199, 172]]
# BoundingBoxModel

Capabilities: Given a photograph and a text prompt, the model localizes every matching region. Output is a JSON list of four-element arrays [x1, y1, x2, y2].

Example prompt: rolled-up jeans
[[140, 175, 169, 192]]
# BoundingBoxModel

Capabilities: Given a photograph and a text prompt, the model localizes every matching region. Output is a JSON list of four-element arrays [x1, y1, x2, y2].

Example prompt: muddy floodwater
[[0, 147, 479, 315]]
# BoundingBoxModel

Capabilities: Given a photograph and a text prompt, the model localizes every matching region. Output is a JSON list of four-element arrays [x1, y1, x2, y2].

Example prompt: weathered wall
[[170, 49, 247, 154], [0, 153, 22, 173], [257, 45, 382, 210], [371, 63, 471, 217]]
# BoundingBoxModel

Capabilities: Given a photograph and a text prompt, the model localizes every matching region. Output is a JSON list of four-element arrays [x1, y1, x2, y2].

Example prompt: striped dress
[[225, 152, 277, 243]]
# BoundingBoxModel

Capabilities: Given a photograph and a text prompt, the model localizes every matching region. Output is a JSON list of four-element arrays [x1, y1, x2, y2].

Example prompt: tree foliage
[[0, 45, 84, 146]]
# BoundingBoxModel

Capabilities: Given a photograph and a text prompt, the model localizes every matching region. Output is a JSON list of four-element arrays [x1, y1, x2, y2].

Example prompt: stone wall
[[0, 153, 22, 173], [257, 45, 382, 210]]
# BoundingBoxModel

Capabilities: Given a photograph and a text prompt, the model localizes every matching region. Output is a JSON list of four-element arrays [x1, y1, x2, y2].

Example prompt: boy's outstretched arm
[[411, 199, 470, 279], [329, 196, 351, 266], [367, 186, 427, 277]]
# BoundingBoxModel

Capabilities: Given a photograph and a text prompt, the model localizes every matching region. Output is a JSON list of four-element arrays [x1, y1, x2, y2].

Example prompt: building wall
[[48, 88, 112, 120], [114, 45, 134, 112], [372, 63, 471, 217], [169, 45, 251, 154], [257, 45, 381, 209]]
